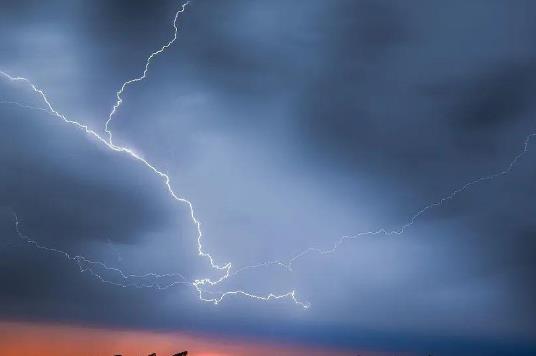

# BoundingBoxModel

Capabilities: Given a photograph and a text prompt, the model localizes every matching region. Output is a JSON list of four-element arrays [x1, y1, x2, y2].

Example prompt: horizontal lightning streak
[[11, 211, 190, 289], [244, 132, 535, 273], [10, 204, 307, 307], [0, 100, 51, 115]]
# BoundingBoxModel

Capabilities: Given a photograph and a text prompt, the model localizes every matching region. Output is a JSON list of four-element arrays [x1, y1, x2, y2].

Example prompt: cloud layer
[[0, 0, 535, 354]]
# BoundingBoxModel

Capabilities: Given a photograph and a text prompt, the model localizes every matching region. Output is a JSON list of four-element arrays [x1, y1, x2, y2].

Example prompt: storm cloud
[[0, 0, 535, 354]]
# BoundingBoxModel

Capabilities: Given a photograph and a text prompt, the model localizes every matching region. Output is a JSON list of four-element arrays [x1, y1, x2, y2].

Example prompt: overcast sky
[[0, 0, 535, 355]]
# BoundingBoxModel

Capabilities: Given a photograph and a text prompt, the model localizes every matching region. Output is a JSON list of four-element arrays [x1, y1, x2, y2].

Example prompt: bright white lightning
[[0, 0, 534, 310], [0, 1, 309, 308], [104, 2, 188, 144]]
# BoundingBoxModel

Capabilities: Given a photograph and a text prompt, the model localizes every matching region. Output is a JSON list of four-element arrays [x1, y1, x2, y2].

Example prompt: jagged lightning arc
[[104, 1, 186, 144], [1, 0, 534, 309], [11, 210, 190, 289], [0, 1, 309, 308], [256, 132, 535, 273]]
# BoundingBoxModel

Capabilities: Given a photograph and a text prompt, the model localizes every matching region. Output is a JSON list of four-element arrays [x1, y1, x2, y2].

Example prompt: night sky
[[1, 1, 536, 355]]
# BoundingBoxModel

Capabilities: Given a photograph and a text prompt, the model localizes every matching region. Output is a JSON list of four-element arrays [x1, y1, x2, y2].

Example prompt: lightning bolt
[[10, 211, 190, 289], [104, 1, 188, 144], [242, 131, 535, 273], [0, 1, 310, 308], [0, 100, 52, 116], [9, 207, 308, 307], [1, 0, 534, 310]]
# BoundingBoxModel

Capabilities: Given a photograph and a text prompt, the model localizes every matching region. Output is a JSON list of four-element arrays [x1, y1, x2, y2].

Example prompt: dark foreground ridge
[[114, 352, 187, 356]]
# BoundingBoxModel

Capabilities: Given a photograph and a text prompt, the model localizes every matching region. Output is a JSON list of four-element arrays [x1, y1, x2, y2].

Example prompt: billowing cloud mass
[[0, 0, 535, 355]]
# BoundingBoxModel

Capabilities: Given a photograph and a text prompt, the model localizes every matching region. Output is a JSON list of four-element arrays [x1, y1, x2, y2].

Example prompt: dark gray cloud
[[0, 0, 535, 354]]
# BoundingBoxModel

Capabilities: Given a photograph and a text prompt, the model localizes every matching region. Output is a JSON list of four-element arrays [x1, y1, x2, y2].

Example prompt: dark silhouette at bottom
[[114, 352, 187, 356]]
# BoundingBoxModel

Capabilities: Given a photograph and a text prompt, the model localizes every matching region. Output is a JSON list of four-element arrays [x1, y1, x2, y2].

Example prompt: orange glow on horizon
[[0, 320, 398, 356]]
